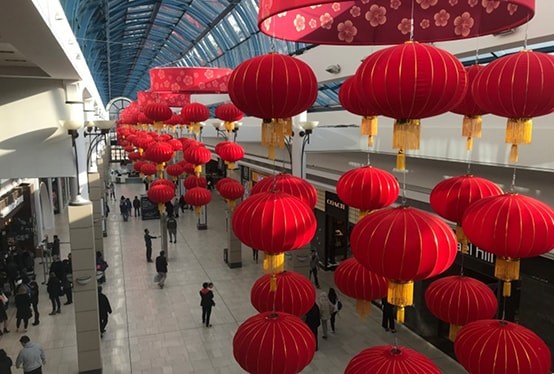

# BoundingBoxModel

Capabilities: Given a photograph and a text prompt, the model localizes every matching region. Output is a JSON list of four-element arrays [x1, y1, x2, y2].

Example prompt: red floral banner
[[258, 0, 535, 45], [137, 91, 191, 109], [150, 67, 232, 93]]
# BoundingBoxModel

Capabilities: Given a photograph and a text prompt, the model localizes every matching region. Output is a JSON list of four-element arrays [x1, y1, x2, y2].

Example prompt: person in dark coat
[[62, 254, 72, 304], [166, 215, 177, 243], [28, 281, 40, 326], [46, 272, 62, 315], [155, 251, 168, 289], [199, 282, 215, 327], [132, 196, 141, 217], [165, 201, 174, 218], [14, 286, 32, 332], [0, 349, 13, 374], [144, 229, 157, 263], [0, 291, 9, 335], [97, 286, 112, 337], [51, 235, 60, 258], [381, 297, 396, 333], [178, 195, 186, 213], [304, 303, 321, 351]]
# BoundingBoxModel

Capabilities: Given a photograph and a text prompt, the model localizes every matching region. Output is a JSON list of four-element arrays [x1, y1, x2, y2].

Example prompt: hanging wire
[[523, 16, 529, 50], [510, 166, 518, 192], [409, 0, 415, 41], [501, 294, 507, 320], [401, 169, 408, 206]]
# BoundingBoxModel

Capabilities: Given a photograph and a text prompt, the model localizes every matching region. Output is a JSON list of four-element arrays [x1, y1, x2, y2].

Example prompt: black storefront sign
[[140, 195, 160, 220], [325, 191, 348, 220]]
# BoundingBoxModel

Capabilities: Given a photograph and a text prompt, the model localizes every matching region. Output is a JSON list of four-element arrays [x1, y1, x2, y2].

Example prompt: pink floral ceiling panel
[[137, 91, 191, 109], [258, 0, 535, 45], [149, 67, 232, 93]]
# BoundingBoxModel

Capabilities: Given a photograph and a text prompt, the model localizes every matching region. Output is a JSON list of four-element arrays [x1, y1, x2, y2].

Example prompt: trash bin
[[223, 248, 228, 263]]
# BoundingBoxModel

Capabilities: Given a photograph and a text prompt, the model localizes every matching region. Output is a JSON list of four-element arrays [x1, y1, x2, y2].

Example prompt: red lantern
[[184, 187, 212, 215], [215, 142, 244, 170], [228, 53, 317, 159], [133, 160, 145, 173], [123, 145, 135, 153], [425, 276, 498, 341], [144, 103, 172, 125], [430, 174, 502, 253], [250, 173, 317, 209], [215, 177, 234, 192], [251, 271, 315, 317], [181, 102, 209, 135], [462, 193, 554, 296], [334, 258, 387, 319], [215, 103, 243, 132], [183, 145, 212, 176], [233, 312, 315, 374], [144, 141, 174, 165], [455, 320, 551, 374], [147, 184, 175, 213], [339, 76, 379, 146], [218, 179, 244, 209], [179, 161, 195, 175], [140, 163, 157, 177], [451, 65, 489, 150], [127, 151, 141, 162], [345, 345, 441, 374], [351, 206, 457, 322], [183, 175, 207, 190], [165, 164, 184, 180], [336, 166, 399, 220], [472, 51, 554, 162], [167, 138, 183, 152], [356, 42, 467, 170], [150, 179, 175, 190]]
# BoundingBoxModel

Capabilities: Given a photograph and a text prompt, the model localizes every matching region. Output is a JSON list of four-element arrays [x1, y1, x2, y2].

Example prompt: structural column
[[88, 172, 104, 255], [68, 198, 102, 373], [225, 208, 242, 268]]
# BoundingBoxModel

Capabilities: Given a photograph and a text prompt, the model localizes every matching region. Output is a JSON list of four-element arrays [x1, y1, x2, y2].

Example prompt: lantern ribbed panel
[[333, 258, 387, 301], [215, 103, 243, 122], [351, 206, 457, 281], [150, 179, 175, 190], [215, 177, 235, 192], [219, 180, 245, 201], [168, 139, 183, 152], [184, 187, 211, 207], [181, 102, 210, 122], [216, 142, 245, 163], [228, 53, 317, 119], [140, 163, 157, 176], [144, 103, 172, 122], [147, 185, 175, 204], [336, 166, 399, 212], [451, 65, 488, 116], [250, 173, 317, 209], [183, 176, 207, 190], [165, 164, 184, 178], [138, 112, 152, 125], [430, 175, 503, 223], [454, 320, 551, 374], [462, 193, 554, 258], [184, 146, 212, 165], [339, 76, 378, 117], [232, 191, 316, 254], [425, 276, 497, 326], [345, 345, 441, 374], [233, 312, 316, 374], [144, 142, 174, 164], [356, 42, 467, 119], [250, 271, 315, 316]]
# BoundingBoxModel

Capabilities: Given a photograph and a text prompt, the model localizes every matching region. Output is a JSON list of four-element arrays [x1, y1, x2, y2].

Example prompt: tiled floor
[[0, 182, 466, 373]]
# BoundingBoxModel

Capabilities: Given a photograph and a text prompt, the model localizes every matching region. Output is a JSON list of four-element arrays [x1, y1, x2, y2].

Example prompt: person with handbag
[[199, 282, 215, 327]]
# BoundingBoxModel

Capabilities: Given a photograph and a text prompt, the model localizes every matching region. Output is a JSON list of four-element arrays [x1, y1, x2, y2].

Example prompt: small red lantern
[[133, 160, 145, 173], [251, 271, 315, 317], [351, 206, 457, 322], [144, 141, 174, 164], [425, 275, 498, 341], [250, 173, 317, 209], [147, 184, 175, 213], [127, 151, 141, 162], [215, 177, 234, 192], [339, 76, 379, 146], [167, 138, 183, 152], [144, 103, 172, 130], [215, 103, 243, 132], [123, 145, 135, 153], [334, 258, 387, 319], [228, 53, 317, 159], [218, 179, 244, 209], [215, 142, 244, 170], [140, 162, 157, 177], [472, 51, 554, 162], [181, 102, 209, 135], [233, 312, 315, 374], [183, 145, 212, 176], [336, 166, 399, 220], [184, 187, 212, 215], [462, 193, 554, 296], [345, 345, 441, 374], [183, 175, 207, 190], [165, 163, 184, 181], [455, 320, 551, 374], [150, 179, 175, 190]]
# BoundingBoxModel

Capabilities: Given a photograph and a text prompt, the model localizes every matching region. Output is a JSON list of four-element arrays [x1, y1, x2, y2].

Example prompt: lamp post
[[212, 121, 241, 142], [298, 121, 319, 179]]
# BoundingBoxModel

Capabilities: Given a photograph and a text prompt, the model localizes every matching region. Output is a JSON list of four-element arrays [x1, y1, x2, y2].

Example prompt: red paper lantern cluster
[[250, 173, 317, 209], [345, 345, 441, 374]]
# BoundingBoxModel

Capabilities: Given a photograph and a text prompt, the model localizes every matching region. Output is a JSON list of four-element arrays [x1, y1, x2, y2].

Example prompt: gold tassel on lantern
[[388, 280, 414, 324], [158, 203, 166, 215], [355, 299, 372, 319], [361, 116, 378, 147], [456, 225, 469, 254], [393, 119, 420, 171], [263, 252, 285, 292], [462, 115, 482, 151], [505, 118, 532, 163], [190, 122, 202, 136], [156, 163, 165, 179], [449, 324, 462, 342], [260, 118, 291, 160], [226, 199, 236, 210], [224, 121, 235, 132], [153, 121, 164, 132], [194, 165, 202, 177], [358, 210, 369, 221], [226, 162, 236, 170], [495, 257, 520, 297], [194, 206, 201, 216]]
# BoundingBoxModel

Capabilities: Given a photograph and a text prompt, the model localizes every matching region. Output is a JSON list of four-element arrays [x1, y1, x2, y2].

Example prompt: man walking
[[144, 229, 157, 263], [199, 282, 215, 327], [132, 196, 141, 217], [309, 249, 320, 288], [166, 215, 177, 243], [97, 286, 112, 337], [155, 251, 168, 289], [16, 335, 45, 374]]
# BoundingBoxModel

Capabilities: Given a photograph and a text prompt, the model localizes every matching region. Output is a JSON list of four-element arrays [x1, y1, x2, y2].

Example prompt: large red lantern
[[425, 275, 498, 341], [184, 187, 212, 215], [150, 179, 175, 190], [218, 179, 244, 209], [183, 145, 211, 176], [233, 312, 315, 374], [345, 345, 441, 374], [228, 53, 317, 159], [472, 51, 554, 162], [356, 42, 467, 170], [181, 102, 209, 135], [451, 65, 489, 150], [351, 206, 457, 322], [462, 193, 554, 296], [334, 258, 387, 319], [336, 166, 399, 220], [455, 320, 551, 374], [215, 141, 244, 170], [250, 173, 317, 209], [339, 76, 379, 146], [144, 103, 172, 130], [165, 163, 184, 181], [183, 175, 207, 190], [430, 174, 503, 253], [215, 103, 243, 132], [144, 141, 174, 165], [251, 271, 315, 317], [147, 184, 175, 213]]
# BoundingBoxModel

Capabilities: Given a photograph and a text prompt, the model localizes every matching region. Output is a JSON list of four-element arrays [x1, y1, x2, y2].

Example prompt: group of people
[[0, 335, 46, 374], [304, 288, 342, 351]]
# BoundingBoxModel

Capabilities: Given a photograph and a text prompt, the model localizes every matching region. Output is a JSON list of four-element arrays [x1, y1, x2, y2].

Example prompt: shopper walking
[[15, 335, 45, 374], [381, 297, 396, 333], [46, 272, 62, 315], [304, 303, 321, 351], [143, 229, 157, 263], [0, 291, 10, 335], [132, 196, 141, 217], [28, 281, 40, 326], [199, 282, 215, 327], [166, 215, 177, 243], [317, 291, 332, 340], [15, 286, 32, 332], [328, 287, 341, 333], [97, 286, 112, 337], [309, 249, 320, 288], [0, 349, 13, 374], [155, 251, 168, 289]]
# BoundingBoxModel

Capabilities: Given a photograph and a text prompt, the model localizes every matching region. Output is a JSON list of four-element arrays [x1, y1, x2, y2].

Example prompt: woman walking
[[14, 287, 32, 332], [317, 291, 332, 339], [47, 272, 62, 315], [328, 288, 341, 333]]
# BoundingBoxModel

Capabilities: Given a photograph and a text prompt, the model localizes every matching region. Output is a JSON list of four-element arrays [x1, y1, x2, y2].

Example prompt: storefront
[[0, 183, 37, 254]]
